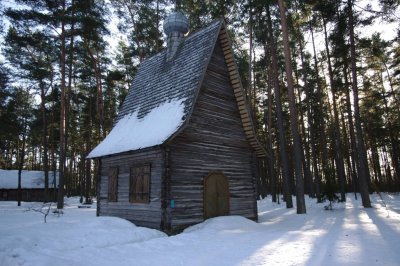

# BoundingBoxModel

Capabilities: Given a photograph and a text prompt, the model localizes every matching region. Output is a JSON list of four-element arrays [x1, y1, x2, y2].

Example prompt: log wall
[[98, 148, 164, 229], [168, 40, 258, 231]]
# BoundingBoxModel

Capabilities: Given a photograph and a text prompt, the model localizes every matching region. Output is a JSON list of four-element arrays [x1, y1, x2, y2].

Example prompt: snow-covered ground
[[1, 194, 399, 266]]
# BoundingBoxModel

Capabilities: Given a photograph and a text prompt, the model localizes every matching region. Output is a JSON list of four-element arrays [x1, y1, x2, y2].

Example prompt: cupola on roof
[[163, 11, 189, 35]]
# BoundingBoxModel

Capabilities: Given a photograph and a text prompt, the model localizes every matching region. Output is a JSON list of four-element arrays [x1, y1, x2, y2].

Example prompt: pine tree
[[348, 0, 372, 207], [266, 4, 293, 208], [7, 88, 34, 206], [111, 0, 166, 62], [3, 11, 57, 202], [278, 0, 306, 214]]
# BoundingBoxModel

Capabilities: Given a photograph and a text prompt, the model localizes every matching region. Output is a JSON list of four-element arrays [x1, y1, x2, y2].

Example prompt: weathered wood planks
[[168, 40, 258, 229], [95, 22, 262, 233], [98, 148, 163, 228]]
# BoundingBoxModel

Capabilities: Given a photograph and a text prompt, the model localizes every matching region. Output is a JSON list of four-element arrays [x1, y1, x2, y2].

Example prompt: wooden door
[[204, 172, 230, 219]]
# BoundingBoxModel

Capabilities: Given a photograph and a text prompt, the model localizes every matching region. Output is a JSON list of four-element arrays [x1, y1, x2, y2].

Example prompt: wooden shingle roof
[[88, 19, 266, 159], [116, 20, 221, 123]]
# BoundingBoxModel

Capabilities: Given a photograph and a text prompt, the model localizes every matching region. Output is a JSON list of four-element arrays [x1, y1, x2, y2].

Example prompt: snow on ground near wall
[[87, 99, 186, 158], [0, 169, 58, 189], [0, 194, 399, 266]]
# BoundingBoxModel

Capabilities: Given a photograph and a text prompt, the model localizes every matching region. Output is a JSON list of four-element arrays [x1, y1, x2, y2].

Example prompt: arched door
[[203, 172, 230, 219]]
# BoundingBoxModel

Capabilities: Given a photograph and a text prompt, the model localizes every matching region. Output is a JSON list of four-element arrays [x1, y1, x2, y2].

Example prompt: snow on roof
[[87, 21, 222, 159], [0, 169, 58, 189], [115, 20, 221, 124], [88, 19, 265, 158], [87, 99, 186, 158]]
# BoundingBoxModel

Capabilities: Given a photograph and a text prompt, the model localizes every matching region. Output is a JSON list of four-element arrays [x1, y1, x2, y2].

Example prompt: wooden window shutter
[[129, 167, 137, 203], [142, 164, 151, 202], [129, 164, 151, 203], [108, 167, 118, 202]]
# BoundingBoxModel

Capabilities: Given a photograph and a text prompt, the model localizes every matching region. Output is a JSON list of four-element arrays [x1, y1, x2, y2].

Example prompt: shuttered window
[[129, 164, 151, 203], [108, 167, 118, 202]]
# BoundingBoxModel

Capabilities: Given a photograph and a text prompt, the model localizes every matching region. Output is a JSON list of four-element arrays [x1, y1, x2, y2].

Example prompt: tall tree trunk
[[267, 5, 292, 208], [278, 0, 306, 214], [297, 34, 315, 197], [343, 65, 358, 199], [265, 44, 277, 202], [379, 72, 400, 191], [85, 157, 91, 203], [17, 125, 27, 207], [57, 0, 67, 210], [388, 127, 400, 190], [95, 56, 104, 138], [322, 18, 346, 202], [309, 18, 326, 200], [85, 95, 94, 203], [87, 45, 105, 139], [371, 142, 382, 186], [40, 81, 49, 202], [340, 109, 352, 191], [348, 0, 371, 207], [267, 94, 277, 202], [382, 147, 393, 191], [64, 0, 75, 198], [50, 109, 57, 201], [297, 86, 313, 196]]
